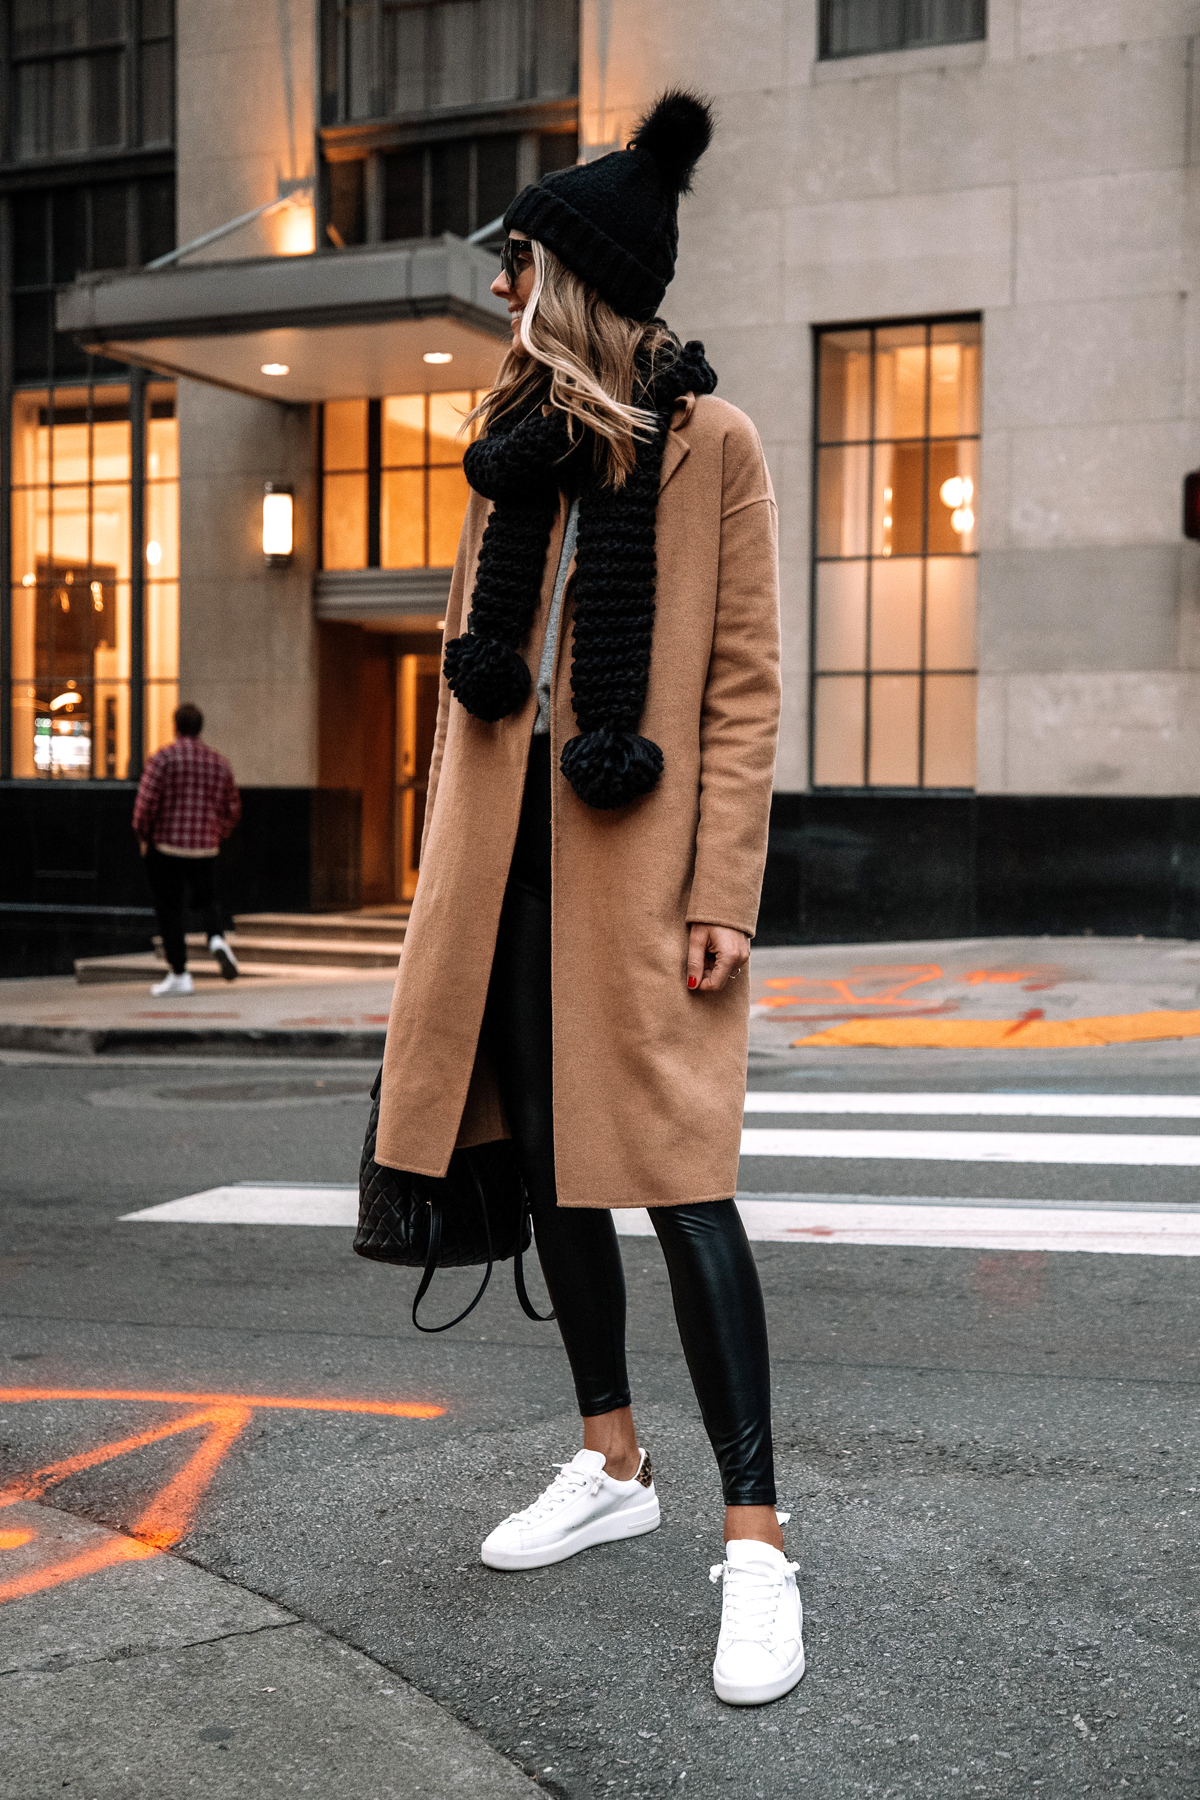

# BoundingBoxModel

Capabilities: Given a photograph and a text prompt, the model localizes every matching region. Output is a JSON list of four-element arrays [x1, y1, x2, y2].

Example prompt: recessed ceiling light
[[423, 351, 453, 365], [261, 362, 290, 376]]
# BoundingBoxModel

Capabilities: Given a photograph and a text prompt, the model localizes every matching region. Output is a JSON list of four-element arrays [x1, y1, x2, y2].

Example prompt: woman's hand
[[686, 923, 750, 993]]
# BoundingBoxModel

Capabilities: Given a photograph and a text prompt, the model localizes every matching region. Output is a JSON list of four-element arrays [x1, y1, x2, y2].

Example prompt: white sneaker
[[710, 1538, 805, 1706], [208, 934, 239, 980], [481, 1448, 660, 1571], [150, 971, 193, 996]]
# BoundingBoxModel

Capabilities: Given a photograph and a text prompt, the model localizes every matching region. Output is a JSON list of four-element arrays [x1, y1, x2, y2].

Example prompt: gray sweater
[[533, 498, 580, 736]]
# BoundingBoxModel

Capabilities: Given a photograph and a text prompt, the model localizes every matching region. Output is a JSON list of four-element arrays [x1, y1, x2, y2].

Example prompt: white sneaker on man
[[710, 1538, 805, 1705], [208, 934, 239, 980], [150, 970, 193, 997], [481, 1448, 659, 1570]]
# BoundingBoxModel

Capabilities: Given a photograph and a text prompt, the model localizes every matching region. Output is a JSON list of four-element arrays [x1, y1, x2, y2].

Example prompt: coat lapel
[[659, 429, 690, 494]]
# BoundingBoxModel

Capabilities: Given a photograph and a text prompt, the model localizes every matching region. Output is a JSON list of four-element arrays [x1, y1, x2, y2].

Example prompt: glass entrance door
[[394, 653, 440, 901]]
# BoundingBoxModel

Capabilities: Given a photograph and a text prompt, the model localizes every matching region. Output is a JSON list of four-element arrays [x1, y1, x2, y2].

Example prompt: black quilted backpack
[[353, 1069, 554, 1333]]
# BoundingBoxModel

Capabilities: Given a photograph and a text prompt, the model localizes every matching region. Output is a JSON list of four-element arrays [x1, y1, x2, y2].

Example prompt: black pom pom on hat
[[628, 88, 714, 198], [504, 89, 715, 321]]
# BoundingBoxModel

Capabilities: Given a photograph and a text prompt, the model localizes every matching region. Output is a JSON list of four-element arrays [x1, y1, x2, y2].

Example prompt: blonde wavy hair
[[467, 241, 678, 489]]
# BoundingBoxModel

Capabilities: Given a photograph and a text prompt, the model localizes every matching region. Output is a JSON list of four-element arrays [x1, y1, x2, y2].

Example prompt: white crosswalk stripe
[[738, 1127, 1200, 1166], [119, 1092, 1200, 1254], [123, 1182, 1200, 1255], [742, 1091, 1200, 1119]]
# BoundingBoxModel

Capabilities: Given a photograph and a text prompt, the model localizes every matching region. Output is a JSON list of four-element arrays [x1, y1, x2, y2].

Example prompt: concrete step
[[154, 931, 404, 969], [73, 953, 343, 986], [233, 911, 409, 943]]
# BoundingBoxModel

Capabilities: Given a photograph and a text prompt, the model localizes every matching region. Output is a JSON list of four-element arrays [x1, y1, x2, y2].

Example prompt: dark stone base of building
[[0, 783, 361, 978], [3, 786, 1199, 976], [758, 793, 1200, 945]]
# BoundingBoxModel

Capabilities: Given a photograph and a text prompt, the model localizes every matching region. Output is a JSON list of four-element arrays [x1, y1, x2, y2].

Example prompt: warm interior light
[[261, 362, 290, 377], [146, 540, 162, 565], [423, 351, 453, 365], [951, 506, 975, 534], [91, 580, 103, 611], [262, 485, 294, 560], [21, 573, 35, 587], [49, 691, 80, 710], [939, 475, 974, 509]]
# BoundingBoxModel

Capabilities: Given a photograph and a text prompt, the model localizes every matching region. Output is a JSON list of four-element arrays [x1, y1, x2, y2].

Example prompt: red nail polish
[[688, 976, 698, 989]]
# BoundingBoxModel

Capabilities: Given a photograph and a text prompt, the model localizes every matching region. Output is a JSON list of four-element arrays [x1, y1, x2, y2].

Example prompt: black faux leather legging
[[481, 736, 776, 1506]]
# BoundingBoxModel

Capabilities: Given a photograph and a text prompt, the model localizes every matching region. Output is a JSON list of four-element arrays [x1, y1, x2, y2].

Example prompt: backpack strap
[[411, 1170, 495, 1334], [512, 1196, 555, 1322]]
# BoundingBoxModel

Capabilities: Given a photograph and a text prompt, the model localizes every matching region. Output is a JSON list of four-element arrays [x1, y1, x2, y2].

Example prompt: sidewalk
[[0, 966, 395, 1057], [2, 934, 1200, 1058]]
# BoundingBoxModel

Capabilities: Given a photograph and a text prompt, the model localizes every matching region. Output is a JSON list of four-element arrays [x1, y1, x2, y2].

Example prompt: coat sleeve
[[418, 492, 484, 863], [685, 418, 781, 939]]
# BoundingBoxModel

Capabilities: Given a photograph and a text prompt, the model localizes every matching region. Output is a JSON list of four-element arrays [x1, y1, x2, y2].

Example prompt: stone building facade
[[3, 1, 1198, 971]]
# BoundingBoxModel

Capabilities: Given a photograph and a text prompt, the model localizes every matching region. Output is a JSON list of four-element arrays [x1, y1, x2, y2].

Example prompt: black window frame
[[809, 313, 982, 794], [819, 0, 985, 60], [0, 2, 177, 782], [2, 0, 176, 168]]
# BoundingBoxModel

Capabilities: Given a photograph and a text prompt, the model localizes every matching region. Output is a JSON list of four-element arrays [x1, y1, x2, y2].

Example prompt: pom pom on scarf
[[560, 727, 664, 810], [443, 632, 531, 724]]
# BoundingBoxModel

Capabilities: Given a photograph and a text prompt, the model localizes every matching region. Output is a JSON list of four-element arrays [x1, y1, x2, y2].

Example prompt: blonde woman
[[375, 92, 802, 1707]]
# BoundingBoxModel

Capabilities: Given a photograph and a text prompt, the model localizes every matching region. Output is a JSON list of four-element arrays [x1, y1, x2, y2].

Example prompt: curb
[[0, 1024, 387, 1059]]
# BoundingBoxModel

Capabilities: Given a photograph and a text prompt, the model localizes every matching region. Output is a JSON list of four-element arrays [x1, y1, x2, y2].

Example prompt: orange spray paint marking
[[0, 1387, 444, 1419], [761, 965, 945, 1009], [0, 1386, 446, 1605], [0, 1533, 156, 1607]]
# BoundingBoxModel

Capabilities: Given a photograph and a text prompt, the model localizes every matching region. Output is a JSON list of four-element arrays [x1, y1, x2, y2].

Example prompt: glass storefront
[[8, 379, 178, 779], [322, 390, 484, 571]]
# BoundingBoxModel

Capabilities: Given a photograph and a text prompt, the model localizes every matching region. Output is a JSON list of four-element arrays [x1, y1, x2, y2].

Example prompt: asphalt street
[[1, 1042, 1198, 1799]]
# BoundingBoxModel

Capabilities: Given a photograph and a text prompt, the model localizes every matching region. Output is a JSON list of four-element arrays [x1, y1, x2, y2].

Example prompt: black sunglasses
[[500, 237, 534, 287]]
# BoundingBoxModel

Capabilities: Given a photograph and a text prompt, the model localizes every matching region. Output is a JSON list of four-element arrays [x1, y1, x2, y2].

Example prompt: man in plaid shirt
[[132, 702, 242, 995]]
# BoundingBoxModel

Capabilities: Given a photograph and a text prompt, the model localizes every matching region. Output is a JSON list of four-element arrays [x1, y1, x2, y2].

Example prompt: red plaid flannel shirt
[[132, 736, 241, 852]]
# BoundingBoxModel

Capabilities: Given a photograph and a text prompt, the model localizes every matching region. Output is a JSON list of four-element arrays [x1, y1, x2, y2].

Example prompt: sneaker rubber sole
[[212, 943, 239, 981], [713, 1643, 806, 1707], [481, 1490, 661, 1571]]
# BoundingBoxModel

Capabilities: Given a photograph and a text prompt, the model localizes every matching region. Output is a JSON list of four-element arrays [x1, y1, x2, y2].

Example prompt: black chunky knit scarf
[[443, 339, 718, 810]]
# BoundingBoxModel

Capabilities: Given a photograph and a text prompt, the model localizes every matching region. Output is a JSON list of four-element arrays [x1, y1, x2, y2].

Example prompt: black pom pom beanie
[[503, 89, 714, 321]]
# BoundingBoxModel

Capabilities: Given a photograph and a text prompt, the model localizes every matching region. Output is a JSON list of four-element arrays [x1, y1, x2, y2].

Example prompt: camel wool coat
[[375, 390, 781, 1208]]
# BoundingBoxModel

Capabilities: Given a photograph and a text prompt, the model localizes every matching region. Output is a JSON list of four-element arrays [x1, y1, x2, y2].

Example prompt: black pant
[[482, 736, 776, 1506], [144, 847, 222, 974]]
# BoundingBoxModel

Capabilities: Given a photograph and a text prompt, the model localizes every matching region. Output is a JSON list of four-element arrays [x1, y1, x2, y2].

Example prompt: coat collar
[[660, 393, 696, 494]]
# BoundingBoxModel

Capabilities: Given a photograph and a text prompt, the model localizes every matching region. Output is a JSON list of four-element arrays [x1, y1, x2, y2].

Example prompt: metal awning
[[56, 236, 509, 402]]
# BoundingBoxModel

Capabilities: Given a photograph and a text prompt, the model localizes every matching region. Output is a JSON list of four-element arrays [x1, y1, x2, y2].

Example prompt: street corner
[[748, 937, 1200, 1054]]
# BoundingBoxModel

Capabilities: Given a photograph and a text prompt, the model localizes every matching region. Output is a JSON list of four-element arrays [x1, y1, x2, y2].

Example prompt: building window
[[811, 318, 980, 790], [9, 0, 175, 162], [321, 0, 578, 125], [8, 378, 178, 779], [819, 0, 985, 59], [322, 391, 484, 571], [9, 179, 176, 383], [319, 0, 578, 248]]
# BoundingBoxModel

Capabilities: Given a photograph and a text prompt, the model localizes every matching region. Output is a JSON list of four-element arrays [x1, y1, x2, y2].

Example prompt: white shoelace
[[509, 1462, 603, 1525], [710, 1557, 800, 1643]]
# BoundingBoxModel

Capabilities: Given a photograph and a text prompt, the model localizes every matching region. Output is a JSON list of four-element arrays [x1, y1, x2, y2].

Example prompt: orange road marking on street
[[0, 1387, 444, 1418], [0, 1387, 445, 1605], [761, 964, 945, 1009], [792, 1009, 1200, 1049]]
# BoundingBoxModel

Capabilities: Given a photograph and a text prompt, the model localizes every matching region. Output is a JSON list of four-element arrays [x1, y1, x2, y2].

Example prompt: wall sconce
[[262, 482, 294, 566]]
